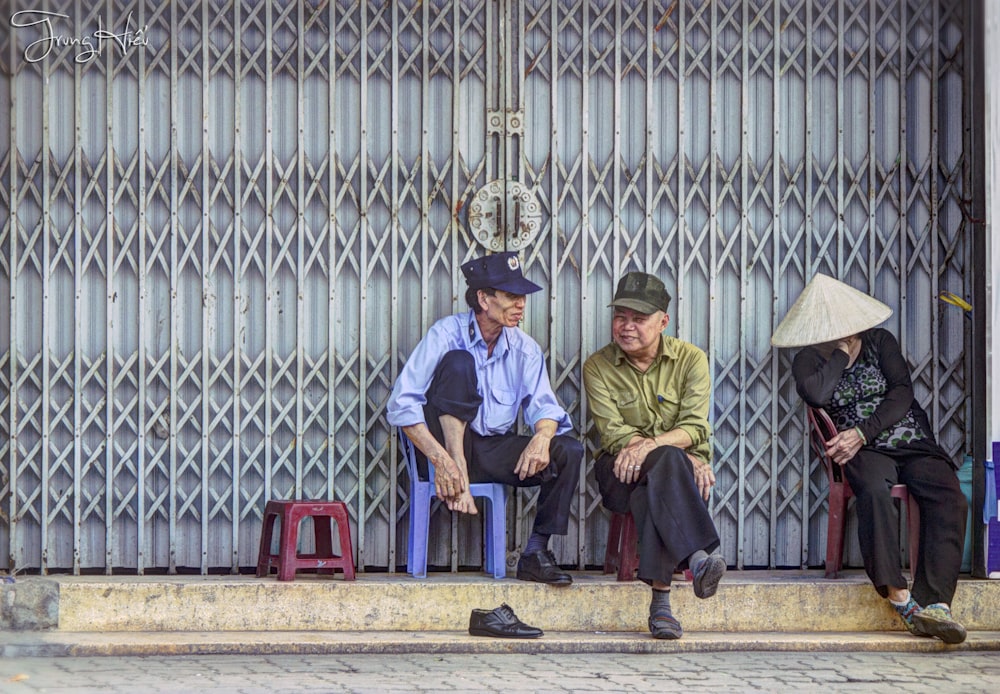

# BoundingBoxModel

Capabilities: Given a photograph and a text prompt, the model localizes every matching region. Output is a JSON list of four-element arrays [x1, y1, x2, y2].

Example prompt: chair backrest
[[806, 406, 844, 484], [398, 428, 435, 485]]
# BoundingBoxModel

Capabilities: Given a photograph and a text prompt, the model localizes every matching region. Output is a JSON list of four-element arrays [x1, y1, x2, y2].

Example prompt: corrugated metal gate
[[0, 0, 973, 575]]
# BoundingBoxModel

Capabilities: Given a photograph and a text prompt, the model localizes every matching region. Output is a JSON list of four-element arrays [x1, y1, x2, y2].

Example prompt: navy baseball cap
[[461, 252, 542, 295]]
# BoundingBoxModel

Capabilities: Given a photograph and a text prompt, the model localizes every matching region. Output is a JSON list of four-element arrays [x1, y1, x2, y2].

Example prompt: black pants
[[595, 445, 720, 585], [417, 349, 582, 536], [844, 445, 966, 606]]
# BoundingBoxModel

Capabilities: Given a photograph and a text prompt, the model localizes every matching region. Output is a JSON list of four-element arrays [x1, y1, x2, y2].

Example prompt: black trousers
[[844, 444, 966, 606], [417, 349, 582, 536], [595, 445, 720, 586]]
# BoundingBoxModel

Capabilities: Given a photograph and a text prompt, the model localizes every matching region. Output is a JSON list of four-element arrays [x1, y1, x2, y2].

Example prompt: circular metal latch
[[467, 180, 542, 252]]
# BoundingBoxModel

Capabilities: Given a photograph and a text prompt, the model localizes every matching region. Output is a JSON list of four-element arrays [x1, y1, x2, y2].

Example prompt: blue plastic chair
[[398, 428, 509, 578]]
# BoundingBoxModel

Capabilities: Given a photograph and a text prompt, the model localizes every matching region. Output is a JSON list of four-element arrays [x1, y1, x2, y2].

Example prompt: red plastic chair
[[807, 406, 919, 579]]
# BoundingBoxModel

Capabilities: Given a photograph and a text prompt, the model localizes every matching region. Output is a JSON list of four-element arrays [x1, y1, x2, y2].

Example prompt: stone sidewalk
[[0, 651, 998, 693], [2, 628, 1000, 658]]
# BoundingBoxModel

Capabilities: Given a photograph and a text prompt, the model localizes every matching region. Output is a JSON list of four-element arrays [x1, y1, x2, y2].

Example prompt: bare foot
[[445, 490, 479, 515]]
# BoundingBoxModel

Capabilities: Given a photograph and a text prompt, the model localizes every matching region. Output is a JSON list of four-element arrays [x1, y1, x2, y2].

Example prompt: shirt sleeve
[[582, 354, 642, 456], [671, 347, 712, 450], [520, 346, 573, 435], [792, 346, 849, 407], [386, 322, 449, 428]]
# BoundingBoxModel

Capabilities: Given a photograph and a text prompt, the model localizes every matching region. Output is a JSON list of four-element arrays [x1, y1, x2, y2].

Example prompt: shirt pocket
[[488, 388, 519, 431], [613, 390, 654, 429], [657, 387, 682, 429], [491, 388, 518, 406]]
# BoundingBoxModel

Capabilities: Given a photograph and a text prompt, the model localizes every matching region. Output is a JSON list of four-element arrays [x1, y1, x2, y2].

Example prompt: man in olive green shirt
[[583, 272, 725, 640]]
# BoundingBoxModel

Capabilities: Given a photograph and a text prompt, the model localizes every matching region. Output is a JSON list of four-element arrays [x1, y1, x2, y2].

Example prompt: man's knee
[[548, 435, 583, 481], [591, 453, 625, 512], [426, 350, 482, 421], [435, 349, 476, 380], [646, 445, 690, 472], [550, 435, 583, 464]]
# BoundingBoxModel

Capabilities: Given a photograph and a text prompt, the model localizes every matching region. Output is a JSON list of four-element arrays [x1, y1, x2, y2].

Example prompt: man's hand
[[428, 451, 467, 502], [688, 453, 715, 501], [514, 431, 552, 481], [614, 438, 655, 484], [826, 428, 864, 466]]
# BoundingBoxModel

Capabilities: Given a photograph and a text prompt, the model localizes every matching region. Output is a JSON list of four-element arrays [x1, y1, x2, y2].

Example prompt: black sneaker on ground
[[468, 603, 544, 639], [516, 549, 573, 585]]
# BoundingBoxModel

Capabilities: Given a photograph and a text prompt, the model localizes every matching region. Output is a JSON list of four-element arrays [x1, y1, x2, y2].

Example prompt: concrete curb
[[41, 572, 1000, 633], [0, 579, 58, 630], [2, 630, 999, 657]]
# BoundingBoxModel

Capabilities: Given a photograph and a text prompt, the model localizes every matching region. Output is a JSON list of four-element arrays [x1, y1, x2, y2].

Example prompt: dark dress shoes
[[469, 603, 544, 639], [516, 549, 573, 585]]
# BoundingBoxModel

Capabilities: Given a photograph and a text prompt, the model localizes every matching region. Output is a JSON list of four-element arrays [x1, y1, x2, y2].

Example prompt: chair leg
[[313, 514, 336, 576], [618, 513, 639, 582], [406, 493, 417, 575], [826, 483, 849, 579], [408, 486, 432, 578], [486, 487, 507, 579], [277, 508, 300, 581], [255, 505, 279, 577], [905, 489, 920, 573], [483, 500, 494, 576], [330, 504, 356, 581], [604, 513, 624, 574]]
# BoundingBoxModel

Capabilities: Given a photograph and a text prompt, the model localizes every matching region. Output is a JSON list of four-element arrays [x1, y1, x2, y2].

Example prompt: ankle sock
[[524, 532, 549, 555], [888, 590, 911, 607], [889, 594, 922, 634], [649, 588, 673, 618], [647, 589, 682, 639]]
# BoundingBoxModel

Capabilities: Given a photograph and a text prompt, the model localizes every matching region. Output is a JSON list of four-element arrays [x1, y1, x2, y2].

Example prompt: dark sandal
[[648, 613, 683, 640]]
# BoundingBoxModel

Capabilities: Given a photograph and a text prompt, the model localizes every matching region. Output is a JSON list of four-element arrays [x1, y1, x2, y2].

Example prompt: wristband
[[854, 426, 867, 445]]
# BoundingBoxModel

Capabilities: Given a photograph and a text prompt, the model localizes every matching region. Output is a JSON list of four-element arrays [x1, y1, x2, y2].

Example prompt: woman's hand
[[835, 334, 860, 358], [825, 428, 864, 466]]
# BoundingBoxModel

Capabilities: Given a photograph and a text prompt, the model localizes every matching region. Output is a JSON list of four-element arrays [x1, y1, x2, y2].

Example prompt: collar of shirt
[[610, 334, 677, 368], [464, 309, 510, 361]]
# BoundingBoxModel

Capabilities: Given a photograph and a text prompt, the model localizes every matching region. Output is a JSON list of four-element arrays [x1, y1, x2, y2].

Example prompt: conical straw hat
[[770, 273, 892, 348]]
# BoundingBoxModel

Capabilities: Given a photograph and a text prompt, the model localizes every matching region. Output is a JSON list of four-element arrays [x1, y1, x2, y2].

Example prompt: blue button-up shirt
[[387, 310, 572, 437]]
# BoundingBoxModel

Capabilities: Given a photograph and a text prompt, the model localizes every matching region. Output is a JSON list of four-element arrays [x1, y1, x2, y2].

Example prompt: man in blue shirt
[[387, 252, 582, 584]]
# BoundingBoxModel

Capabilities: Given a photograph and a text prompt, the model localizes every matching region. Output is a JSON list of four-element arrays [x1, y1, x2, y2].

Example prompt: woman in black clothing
[[773, 274, 967, 644]]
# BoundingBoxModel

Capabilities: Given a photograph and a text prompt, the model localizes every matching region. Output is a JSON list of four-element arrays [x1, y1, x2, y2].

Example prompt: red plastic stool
[[603, 511, 693, 582], [256, 500, 356, 581]]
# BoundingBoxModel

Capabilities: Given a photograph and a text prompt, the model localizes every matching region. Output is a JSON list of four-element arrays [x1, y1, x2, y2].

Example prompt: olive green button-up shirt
[[582, 335, 712, 465]]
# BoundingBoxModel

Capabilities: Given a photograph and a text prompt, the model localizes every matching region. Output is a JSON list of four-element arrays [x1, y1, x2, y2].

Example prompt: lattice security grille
[[0, 0, 972, 574]]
